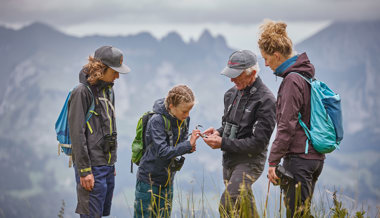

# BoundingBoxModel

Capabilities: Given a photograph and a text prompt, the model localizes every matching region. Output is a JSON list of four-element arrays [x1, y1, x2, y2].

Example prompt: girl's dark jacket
[[68, 69, 118, 177], [268, 53, 325, 166], [137, 98, 192, 186]]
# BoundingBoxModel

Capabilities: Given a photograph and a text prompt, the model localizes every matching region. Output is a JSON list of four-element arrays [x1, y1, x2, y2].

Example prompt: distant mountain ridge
[[0, 21, 379, 217]]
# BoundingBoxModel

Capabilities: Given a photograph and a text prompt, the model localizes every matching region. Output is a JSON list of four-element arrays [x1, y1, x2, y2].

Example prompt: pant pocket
[[76, 184, 90, 215], [134, 182, 153, 218]]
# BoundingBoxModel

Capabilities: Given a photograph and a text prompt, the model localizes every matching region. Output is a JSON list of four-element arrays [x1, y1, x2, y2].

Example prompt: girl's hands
[[189, 129, 201, 152]]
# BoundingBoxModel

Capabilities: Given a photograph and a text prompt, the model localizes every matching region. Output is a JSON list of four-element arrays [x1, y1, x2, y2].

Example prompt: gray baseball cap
[[94, 46, 131, 74], [220, 50, 257, 78]]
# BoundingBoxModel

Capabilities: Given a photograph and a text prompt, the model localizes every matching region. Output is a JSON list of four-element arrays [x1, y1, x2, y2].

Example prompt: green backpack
[[130, 111, 172, 173]]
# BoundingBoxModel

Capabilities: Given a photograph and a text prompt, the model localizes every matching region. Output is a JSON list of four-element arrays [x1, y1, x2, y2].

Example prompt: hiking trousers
[[219, 162, 262, 218], [134, 179, 173, 218], [281, 155, 324, 217], [74, 165, 115, 218]]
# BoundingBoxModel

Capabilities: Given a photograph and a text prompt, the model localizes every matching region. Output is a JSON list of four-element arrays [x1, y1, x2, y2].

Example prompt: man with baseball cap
[[68, 46, 130, 217], [202, 50, 276, 217]]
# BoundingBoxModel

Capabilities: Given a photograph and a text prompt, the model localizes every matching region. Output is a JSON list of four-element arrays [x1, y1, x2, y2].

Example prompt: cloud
[[1, 0, 379, 27], [0, 0, 378, 51]]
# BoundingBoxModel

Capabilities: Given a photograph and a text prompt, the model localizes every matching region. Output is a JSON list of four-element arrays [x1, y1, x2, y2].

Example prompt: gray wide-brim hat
[[94, 46, 131, 74], [221, 50, 257, 78]]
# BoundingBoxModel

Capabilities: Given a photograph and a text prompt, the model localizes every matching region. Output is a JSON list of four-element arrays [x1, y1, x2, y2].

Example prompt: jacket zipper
[[175, 120, 184, 146]]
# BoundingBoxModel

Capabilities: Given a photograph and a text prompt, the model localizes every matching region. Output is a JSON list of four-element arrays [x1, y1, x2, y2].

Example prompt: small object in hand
[[195, 125, 207, 138], [274, 165, 294, 186], [169, 156, 185, 171]]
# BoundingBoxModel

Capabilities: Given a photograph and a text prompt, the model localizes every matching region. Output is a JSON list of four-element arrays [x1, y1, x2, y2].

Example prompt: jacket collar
[[79, 68, 114, 90], [240, 76, 262, 95], [96, 80, 114, 90], [274, 55, 298, 77], [153, 98, 181, 123]]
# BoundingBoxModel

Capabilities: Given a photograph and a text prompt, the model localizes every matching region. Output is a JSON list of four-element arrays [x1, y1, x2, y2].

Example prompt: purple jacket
[[268, 53, 325, 166]]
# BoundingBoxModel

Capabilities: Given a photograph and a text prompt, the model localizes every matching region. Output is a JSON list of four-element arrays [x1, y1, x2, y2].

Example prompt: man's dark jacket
[[217, 76, 276, 169]]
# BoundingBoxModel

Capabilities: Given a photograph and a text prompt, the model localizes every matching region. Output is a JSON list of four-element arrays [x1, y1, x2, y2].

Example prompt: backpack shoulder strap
[[161, 115, 171, 132], [72, 83, 96, 122], [288, 72, 313, 84], [108, 86, 114, 104], [141, 111, 156, 145], [288, 73, 313, 154], [161, 115, 174, 147], [98, 85, 115, 114]]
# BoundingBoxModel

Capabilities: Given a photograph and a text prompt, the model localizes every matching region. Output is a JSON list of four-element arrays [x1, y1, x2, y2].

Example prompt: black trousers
[[281, 156, 324, 217]]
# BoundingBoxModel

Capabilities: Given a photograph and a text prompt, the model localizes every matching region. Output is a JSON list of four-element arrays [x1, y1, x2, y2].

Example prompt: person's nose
[[115, 72, 119, 79]]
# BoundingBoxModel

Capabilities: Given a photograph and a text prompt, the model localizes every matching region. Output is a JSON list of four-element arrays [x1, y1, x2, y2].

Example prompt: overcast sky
[[1, 0, 379, 50]]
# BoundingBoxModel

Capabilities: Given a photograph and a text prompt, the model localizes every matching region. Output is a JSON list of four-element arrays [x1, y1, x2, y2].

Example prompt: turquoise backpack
[[293, 73, 344, 154], [55, 84, 95, 167]]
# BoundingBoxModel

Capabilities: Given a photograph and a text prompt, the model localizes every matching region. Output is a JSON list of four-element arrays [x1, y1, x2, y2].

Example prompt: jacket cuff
[[186, 141, 193, 153], [179, 141, 192, 154], [217, 128, 223, 137], [220, 137, 228, 151], [269, 162, 279, 167], [79, 167, 92, 177]]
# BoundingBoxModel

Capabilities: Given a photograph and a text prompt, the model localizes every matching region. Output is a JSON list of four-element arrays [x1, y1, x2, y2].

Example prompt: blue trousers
[[74, 165, 115, 218], [134, 180, 173, 218]]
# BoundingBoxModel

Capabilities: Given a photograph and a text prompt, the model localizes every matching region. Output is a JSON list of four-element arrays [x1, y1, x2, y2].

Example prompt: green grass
[[59, 184, 376, 217], [128, 183, 377, 218], [58, 200, 65, 218]]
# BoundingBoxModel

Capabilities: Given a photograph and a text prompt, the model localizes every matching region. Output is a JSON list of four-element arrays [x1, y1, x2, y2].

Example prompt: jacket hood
[[79, 68, 114, 89], [79, 68, 89, 84], [276, 52, 315, 79], [152, 98, 175, 121]]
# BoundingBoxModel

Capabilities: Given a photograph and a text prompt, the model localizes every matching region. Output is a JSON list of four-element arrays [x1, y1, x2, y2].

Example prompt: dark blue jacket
[[136, 98, 192, 186]]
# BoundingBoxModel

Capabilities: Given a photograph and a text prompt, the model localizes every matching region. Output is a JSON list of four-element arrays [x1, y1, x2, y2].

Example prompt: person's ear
[[274, 52, 281, 61], [251, 70, 257, 78]]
